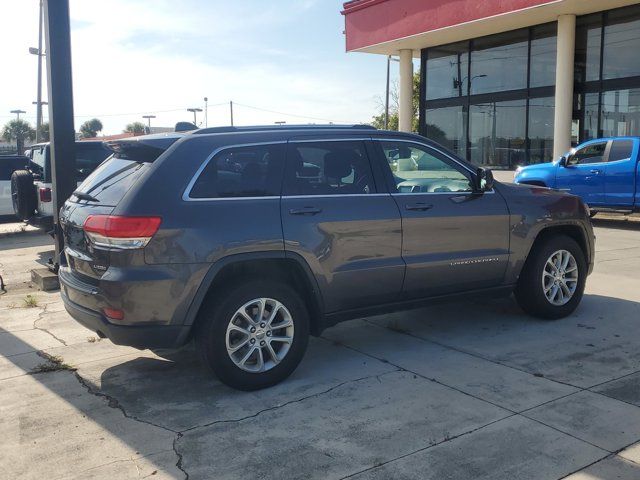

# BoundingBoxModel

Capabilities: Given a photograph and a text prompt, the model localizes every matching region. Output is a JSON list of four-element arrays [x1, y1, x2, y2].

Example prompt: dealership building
[[342, 0, 640, 168]]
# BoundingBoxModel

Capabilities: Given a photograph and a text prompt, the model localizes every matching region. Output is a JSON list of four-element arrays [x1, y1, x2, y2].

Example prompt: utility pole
[[187, 107, 202, 126], [31, 0, 44, 143], [203, 97, 208, 127], [230, 101, 234, 126], [44, 0, 77, 267], [142, 115, 155, 129]]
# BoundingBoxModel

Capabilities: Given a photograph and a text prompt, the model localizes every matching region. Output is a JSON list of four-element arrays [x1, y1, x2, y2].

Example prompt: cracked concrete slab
[[323, 319, 578, 412], [0, 370, 178, 480], [177, 370, 511, 480], [348, 415, 606, 480], [74, 338, 397, 432], [525, 390, 640, 452]]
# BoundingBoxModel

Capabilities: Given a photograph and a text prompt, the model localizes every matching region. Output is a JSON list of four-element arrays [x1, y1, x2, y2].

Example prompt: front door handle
[[589, 169, 602, 175], [289, 206, 322, 216], [405, 203, 434, 211]]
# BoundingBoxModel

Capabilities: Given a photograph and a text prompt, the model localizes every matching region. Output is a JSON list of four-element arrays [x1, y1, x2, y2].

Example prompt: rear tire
[[195, 280, 309, 391], [11, 170, 36, 220], [515, 235, 587, 320]]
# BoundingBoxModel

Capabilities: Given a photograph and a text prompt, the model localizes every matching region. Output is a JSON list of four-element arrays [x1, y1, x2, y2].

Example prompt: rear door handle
[[405, 203, 434, 211], [289, 207, 322, 216]]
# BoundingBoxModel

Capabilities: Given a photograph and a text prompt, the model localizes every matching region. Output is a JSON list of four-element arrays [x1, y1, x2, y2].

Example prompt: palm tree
[[79, 118, 103, 138], [2, 119, 36, 154], [124, 122, 146, 135]]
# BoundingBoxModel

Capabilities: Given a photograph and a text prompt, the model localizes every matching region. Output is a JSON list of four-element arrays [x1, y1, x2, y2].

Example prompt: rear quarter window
[[188, 144, 285, 198], [608, 140, 634, 162]]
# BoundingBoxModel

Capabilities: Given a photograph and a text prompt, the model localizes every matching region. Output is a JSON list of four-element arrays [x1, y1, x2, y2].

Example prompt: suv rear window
[[76, 143, 112, 180], [74, 158, 149, 206], [189, 144, 285, 198]]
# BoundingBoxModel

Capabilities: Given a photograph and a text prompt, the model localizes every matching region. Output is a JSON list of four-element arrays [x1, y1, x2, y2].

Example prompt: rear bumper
[[59, 270, 191, 349]]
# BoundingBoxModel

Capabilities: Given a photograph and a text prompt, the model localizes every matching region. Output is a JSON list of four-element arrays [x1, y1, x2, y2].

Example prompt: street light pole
[[187, 107, 202, 126], [142, 115, 155, 129], [204, 97, 208, 127], [10, 109, 26, 121]]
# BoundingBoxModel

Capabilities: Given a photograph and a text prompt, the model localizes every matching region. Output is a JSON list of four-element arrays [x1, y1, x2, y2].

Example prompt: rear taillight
[[39, 187, 51, 203], [83, 215, 161, 249]]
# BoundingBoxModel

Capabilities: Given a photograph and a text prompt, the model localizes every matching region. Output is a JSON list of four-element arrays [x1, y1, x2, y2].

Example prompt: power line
[[233, 102, 358, 124]]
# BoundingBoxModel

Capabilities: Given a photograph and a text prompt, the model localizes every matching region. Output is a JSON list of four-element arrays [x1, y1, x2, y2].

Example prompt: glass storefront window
[[424, 106, 467, 156], [603, 8, 640, 80], [530, 25, 557, 88], [528, 97, 555, 163], [601, 89, 640, 137], [582, 93, 600, 140], [575, 14, 602, 83], [426, 43, 469, 100], [471, 31, 528, 95], [469, 100, 526, 168]]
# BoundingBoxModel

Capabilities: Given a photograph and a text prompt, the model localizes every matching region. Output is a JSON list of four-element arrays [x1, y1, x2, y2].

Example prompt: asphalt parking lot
[[1, 214, 640, 480]]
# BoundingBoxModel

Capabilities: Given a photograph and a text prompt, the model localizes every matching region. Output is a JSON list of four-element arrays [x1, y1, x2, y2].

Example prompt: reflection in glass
[[601, 89, 640, 137], [528, 97, 555, 164], [469, 100, 526, 168], [471, 31, 528, 94], [426, 43, 469, 100], [425, 106, 467, 156], [575, 14, 602, 83], [530, 25, 557, 88], [582, 93, 600, 140], [603, 8, 640, 79]]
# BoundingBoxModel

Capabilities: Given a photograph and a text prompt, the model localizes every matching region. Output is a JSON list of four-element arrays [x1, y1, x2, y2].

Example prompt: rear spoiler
[[106, 133, 182, 162]]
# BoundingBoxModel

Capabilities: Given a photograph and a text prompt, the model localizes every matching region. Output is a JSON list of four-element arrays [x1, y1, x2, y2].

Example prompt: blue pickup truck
[[514, 137, 639, 215]]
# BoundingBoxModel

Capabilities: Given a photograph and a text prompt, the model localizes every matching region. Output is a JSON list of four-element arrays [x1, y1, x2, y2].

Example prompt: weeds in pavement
[[23, 294, 39, 308], [30, 353, 75, 374]]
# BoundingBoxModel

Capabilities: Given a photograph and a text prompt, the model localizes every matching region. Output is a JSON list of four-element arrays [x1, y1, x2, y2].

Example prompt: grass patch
[[31, 353, 75, 374], [23, 294, 39, 308]]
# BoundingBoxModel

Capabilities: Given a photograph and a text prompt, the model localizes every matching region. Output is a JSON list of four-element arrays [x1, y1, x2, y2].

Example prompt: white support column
[[398, 49, 414, 132], [553, 14, 576, 158]]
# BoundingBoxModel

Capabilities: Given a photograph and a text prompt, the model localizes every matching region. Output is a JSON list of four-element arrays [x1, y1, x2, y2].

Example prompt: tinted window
[[575, 14, 602, 83], [426, 42, 469, 99], [0, 158, 26, 180], [471, 30, 528, 95], [528, 97, 555, 164], [570, 142, 607, 165], [283, 141, 374, 196], [381, 142, 473, 194], [609, 140, 634, 162], [190, 144, 284, 198], [30, 146, 47, 179], [75, 157, 150, 206], [603, 8, 640, 80], [76, 144, 111, 180], [425, 106, 467, 156], [530, 24, 557, 88]]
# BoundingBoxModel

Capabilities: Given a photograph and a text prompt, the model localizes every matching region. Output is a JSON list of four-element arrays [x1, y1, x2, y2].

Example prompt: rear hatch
[[60, 135, 179, 283]]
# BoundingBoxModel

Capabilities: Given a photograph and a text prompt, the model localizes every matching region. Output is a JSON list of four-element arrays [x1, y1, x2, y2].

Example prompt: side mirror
[[475, 167, 494, 193], [559, 156, 567, 167]]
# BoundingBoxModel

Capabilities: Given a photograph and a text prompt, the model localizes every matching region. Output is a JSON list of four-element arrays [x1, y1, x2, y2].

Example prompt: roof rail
[[192, 124, 377, 135]]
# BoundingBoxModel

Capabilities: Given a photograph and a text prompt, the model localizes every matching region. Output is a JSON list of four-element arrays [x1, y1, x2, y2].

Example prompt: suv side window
[[283, 141, 374, 196], [569, 142, 607, 165], [381, 141, 474, 193], [189, 143, 284, 199], [608, 140, 634, 162], [30, 146, 46, 178]]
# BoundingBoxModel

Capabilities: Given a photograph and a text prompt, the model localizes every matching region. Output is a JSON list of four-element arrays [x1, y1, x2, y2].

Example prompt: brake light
[[102, 307, 125, 321], [83, 215, 161, 249], [39, 187, 51, 202]]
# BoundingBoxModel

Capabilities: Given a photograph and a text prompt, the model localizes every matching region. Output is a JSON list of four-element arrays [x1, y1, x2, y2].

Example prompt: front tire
[[195, 281, 309, 391], [515, 235, 587, 319]]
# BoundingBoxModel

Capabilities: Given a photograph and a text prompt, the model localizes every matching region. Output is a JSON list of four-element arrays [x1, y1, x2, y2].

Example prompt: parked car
[[11, 141, 112, 229], [58, 125, 595, 390], [514, 137, 639, 215], [0, 155, 28, 217]]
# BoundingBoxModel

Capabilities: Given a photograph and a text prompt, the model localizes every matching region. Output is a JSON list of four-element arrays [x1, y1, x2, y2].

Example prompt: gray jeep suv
[[58, 125, 595, 390]]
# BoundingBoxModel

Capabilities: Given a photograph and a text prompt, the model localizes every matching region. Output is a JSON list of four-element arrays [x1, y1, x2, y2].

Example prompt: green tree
[[79, 118, 103, 138], [124, 121, 146, 135], [2, 119, 36, 154], [370, 72, 420, 132], [38, 122, 50, 142]]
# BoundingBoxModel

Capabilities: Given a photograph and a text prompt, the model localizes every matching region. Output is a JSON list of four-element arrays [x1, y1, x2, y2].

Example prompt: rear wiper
[[73, 190, 99, 202]]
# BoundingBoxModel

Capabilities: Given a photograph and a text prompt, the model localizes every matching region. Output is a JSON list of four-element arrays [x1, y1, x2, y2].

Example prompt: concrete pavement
[[1, 217, 640, 479]]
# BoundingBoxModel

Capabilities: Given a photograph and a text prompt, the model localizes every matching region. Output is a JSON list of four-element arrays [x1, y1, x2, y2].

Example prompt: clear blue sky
[[1, 0, 403, 134]]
